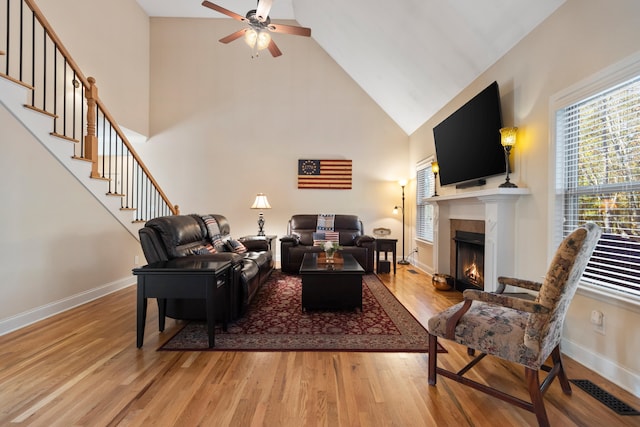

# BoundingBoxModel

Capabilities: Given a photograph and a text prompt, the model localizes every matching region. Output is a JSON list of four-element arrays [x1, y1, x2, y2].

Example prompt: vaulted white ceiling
[[136, 0, 565, 135]]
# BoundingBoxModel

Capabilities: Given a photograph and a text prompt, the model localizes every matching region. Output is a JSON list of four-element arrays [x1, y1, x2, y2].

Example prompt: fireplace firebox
[[453, 231, 485, 292]]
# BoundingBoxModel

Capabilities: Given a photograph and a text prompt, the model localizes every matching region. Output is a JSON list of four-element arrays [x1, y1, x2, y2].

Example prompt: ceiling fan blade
[[201, 1, 246, 22], [219, 29, 246, 44], [255, 0, 273, 22], [267, 39, 282, 57], [268, 23, 311, 37]]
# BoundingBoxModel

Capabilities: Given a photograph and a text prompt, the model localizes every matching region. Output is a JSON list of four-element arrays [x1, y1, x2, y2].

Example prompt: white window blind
[[416, 158, 435, 242], [555, 75, 640, 294]]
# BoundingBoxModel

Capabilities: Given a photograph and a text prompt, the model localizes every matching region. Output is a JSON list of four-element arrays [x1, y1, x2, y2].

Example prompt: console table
[[375, 238, 398, 274], [133, 258, 231, 348]]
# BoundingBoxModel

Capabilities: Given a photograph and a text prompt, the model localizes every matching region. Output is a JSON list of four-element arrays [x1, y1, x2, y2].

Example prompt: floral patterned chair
[[427, 222, 602, 427]]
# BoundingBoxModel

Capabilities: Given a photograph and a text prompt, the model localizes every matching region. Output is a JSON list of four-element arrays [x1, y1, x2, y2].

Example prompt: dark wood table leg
[[136, 278, 147, 348], [206, 278, 216, 348], [157, 298, 166, 331]]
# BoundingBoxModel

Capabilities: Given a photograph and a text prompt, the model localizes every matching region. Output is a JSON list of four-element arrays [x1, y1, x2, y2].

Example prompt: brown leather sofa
[[280, 214, 376, 273], [138, 214, 274, 321]]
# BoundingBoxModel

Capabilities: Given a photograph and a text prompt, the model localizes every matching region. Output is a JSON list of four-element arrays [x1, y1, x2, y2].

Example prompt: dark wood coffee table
[[299, 253, 365, 311]]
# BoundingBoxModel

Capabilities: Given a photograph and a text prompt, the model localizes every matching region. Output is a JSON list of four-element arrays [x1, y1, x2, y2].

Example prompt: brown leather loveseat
[[280, 214, 376, 273], [138, 214, 274, 321]]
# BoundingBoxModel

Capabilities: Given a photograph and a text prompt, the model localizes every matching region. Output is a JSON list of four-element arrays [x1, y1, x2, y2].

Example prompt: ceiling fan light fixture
[[244, 28, 271, 51], [202, 1, 309, 57]]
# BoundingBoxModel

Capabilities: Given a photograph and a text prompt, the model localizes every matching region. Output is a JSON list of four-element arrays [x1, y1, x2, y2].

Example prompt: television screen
[[433, 81, 506, 187]]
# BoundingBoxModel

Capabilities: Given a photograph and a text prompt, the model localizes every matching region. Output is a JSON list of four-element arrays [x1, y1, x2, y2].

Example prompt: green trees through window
[[556, 75, 640, 294]]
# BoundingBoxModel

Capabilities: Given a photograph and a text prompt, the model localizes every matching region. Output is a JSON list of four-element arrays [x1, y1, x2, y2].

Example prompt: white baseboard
[[562, 337, 640, 398], [407, 259, 433, 276], [0, 276, 134, 336]]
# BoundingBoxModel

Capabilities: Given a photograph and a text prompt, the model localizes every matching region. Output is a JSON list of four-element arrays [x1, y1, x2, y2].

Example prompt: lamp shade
[[500, 127, 518, 147], [431, 161, 439, 174], [244, 29, 271, 51], [251, 193, 271, 210]]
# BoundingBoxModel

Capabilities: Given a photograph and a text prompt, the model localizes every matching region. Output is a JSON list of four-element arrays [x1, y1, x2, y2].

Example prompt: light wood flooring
[[1, 265, 639, 426]]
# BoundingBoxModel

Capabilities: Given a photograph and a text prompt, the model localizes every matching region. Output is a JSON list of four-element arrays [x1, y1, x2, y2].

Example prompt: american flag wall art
[[297, 159, 352, 189]]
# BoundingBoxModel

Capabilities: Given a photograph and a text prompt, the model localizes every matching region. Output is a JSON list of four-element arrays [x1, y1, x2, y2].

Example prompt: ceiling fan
[[201, 0, 311, 58]]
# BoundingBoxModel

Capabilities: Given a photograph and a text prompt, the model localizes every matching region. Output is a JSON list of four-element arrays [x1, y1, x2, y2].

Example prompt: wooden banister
[[93, 88, 178, 216], [23, 0, 91, 89], [85, 77, 99, 179], [19, 0, 178, 216]]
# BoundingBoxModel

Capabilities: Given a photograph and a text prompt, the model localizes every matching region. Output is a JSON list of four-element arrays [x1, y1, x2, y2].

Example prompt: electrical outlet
[[134, 255, 139, 266], [590, 310, 605, 335]]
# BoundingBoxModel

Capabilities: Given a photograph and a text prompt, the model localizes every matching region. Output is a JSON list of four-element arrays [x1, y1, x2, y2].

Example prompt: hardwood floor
[[1, 265, 638, 426]]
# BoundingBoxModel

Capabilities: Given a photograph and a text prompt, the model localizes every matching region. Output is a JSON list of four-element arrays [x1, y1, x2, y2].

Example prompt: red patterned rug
[[159, 270, 444, 352]]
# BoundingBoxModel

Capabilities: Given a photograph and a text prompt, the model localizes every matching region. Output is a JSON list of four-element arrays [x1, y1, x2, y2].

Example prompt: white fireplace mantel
[[426, 187, 530, 292]]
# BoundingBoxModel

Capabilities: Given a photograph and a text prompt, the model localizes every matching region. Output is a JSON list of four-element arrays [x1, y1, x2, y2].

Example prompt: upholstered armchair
[[427, 222, 602, 427]]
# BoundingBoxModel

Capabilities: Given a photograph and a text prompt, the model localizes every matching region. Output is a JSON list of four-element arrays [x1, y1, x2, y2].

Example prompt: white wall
[[134, 17, 411, 261], [0, 105, 144, 333], [409, 0, 640, 396]]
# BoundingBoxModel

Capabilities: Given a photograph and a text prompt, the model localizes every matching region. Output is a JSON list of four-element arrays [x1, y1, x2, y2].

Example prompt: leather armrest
[[238, 237, 269, 252], [355, 235, 375, 246], [280, 235, 299, 245]]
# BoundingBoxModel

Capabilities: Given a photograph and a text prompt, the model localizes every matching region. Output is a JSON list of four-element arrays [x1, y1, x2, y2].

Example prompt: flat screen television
[[433, 81, 506, 188]]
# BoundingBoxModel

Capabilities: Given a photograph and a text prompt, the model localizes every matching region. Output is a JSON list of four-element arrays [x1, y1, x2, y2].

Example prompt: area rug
[[159, 270, 445, 353]]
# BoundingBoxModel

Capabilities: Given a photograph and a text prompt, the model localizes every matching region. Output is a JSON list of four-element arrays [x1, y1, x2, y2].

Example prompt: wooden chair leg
[[551, 346, 572, 395], [428, 333, 437, 385], [525, 367, 550, 427]]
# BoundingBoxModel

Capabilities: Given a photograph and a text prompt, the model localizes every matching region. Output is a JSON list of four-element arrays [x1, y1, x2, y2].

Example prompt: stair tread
[[71, 155, 92, 163], [24, 104, 57, 118], [0, 73, 34, 90], [51, 132, 79, 143]]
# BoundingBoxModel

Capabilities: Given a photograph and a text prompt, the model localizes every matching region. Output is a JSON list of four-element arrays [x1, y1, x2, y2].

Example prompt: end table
[[133, 259, 231, 348], [375, 238, 398, 274]]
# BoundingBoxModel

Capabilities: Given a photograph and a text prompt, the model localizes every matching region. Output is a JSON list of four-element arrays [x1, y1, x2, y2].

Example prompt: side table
[[133, 258, 231, 348], [375, 238, 398, 274]]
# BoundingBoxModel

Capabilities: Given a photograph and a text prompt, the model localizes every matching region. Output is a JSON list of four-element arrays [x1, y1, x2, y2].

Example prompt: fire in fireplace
[[453, 231, 485, 291]]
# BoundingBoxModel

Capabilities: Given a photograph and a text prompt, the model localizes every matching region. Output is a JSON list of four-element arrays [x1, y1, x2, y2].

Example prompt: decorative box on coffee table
[[299, 252, 365, 311]]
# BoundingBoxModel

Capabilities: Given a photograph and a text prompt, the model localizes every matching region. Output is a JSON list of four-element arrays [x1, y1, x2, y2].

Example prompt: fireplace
[[428, 188, 529, 293], [453, 231, 485, 291]]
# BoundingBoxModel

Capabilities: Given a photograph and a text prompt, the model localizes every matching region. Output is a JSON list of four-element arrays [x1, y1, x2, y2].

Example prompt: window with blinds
[[416, 158, 435, 242], [555, 75, 640, 295]]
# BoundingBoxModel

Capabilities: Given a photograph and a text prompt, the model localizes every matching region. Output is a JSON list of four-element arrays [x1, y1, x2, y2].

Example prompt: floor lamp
[[394, 179, 410, 265]]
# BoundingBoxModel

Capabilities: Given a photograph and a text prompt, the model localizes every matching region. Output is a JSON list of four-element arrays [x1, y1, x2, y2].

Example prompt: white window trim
[[548, 49, 640, 308], [416, 157, 435, 243]]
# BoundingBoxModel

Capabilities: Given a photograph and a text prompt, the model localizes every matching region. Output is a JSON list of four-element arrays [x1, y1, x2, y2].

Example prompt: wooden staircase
[[0, 0, 178, 239]]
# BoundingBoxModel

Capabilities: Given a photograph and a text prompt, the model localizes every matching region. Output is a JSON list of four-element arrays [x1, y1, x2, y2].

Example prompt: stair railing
[[1, 0, 179, 221]]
